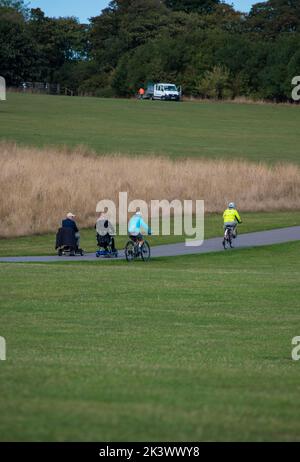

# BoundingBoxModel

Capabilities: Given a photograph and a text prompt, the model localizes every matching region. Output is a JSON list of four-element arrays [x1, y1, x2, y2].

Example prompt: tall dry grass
[[0, 142, 300, 237]]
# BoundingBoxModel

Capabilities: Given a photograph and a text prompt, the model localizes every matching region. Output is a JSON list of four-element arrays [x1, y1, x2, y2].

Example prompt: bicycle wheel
[[141, 240, 151, 262], [223, 237, 229, 249], [223, 229, 229, 250], [229, 232, 234, 248], [223, 229, 227, 249], [125, 240, 135, 262]]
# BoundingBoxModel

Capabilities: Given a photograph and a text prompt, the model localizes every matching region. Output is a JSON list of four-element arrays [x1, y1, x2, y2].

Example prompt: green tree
[[0, 6, 38, 84], [0, 0, 29, 17], [111, 35, 190, 95], [29, 8, 88, 82], [197, 66, 231, 99], [247, 0, 300, 37], [256, 34, 300, 100], [165, 0, 219, 13], [90, 0, 170, 92]]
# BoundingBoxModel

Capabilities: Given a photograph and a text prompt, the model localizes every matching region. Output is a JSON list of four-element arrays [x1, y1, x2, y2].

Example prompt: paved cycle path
[[0, 226, 299, 263]]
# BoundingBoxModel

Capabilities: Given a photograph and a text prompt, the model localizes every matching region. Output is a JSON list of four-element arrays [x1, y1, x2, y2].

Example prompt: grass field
[[1, 90, 300, 442], [1, 242, 300, 441], [0, 211, 299, 257], [1, 93, 300, 163]]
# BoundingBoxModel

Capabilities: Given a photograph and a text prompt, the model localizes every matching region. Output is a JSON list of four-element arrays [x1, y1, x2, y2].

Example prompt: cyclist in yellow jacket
[[223, 202, 242, 238]]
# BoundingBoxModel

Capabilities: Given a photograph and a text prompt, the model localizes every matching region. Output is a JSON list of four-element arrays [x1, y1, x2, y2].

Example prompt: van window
[[164, 85, 177, 91]]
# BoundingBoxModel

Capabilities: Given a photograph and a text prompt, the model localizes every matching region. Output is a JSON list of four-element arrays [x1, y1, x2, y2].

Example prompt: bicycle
[[223, 225, 235, 250], [125, 236, 151, 262]]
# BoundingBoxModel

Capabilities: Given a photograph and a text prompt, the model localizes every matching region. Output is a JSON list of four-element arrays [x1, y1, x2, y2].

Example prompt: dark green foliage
[[247, 0, 300, 37], [28, 8, 88, 82], [1, 0, 300, 101], [165, 0, 220, 14], [0, 0, 29, 17], [0, 8, 38, 84]]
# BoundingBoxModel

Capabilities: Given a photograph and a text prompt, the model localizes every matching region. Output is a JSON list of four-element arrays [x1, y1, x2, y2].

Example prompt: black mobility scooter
[[55, 227, 84, 256], [96, 233, 118, 258]]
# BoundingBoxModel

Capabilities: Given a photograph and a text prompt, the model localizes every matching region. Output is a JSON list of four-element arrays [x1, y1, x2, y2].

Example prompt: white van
[[145, 82, 181, 101]]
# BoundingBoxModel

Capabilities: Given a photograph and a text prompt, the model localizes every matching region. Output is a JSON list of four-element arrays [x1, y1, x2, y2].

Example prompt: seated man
[[128, 207, 151, 245], [223, 202, 242, 238], [96, 211, 116, 252], [62, 212, 80, 248]]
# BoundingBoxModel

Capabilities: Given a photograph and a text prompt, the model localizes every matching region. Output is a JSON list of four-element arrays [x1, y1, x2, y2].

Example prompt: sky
[[28, 1, 259, 23]]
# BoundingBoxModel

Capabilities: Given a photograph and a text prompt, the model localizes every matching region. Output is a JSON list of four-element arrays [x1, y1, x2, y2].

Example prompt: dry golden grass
[[0, 142, 300, 237]]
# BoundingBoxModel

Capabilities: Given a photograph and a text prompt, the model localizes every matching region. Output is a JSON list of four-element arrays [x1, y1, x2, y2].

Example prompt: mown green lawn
[[1, 242, 300, 441], [1, 93, 300, 163], [0, 211, 299, 257]]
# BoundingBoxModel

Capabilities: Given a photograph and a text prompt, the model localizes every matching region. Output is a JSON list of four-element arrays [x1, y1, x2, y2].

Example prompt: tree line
[[1, 0, 300, 101]]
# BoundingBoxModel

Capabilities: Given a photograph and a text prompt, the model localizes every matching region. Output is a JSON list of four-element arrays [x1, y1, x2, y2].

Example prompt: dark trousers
[[110, 237, 116, 252], [100, 235, 116, 252]]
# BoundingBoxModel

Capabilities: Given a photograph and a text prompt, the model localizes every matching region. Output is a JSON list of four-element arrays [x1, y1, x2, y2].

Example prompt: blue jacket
[[128, 214, 149, 235], [62, 218, 79, 233]]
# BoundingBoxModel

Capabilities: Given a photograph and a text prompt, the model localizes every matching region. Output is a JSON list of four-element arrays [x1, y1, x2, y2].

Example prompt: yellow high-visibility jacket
[[223, 208, 241, 224]]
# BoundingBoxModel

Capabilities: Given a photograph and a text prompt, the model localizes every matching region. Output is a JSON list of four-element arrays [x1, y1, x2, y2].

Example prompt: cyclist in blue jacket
[[128, 208, 151, 246]]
